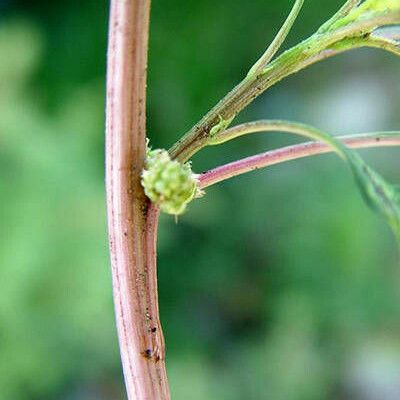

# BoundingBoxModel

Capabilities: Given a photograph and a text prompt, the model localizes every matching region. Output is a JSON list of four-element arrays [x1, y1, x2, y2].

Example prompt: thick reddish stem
[[105, 1, 170, 399]]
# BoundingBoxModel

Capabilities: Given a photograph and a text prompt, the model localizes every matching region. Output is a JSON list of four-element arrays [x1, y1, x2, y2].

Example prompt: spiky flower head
[[141, 143, 199, 215]]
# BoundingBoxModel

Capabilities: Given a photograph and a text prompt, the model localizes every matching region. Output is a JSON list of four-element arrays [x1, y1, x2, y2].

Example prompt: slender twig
[[318, 0, 361, 33], [206, 121, 400, 237], [248, 0, 304, 77], [207, 119, 343, 148], [105, 1, 170, 399], [169, 10, 400, 163], [333, 0, 361, 19], [275, 34, 399, 80], [199, 133, 400, 189]]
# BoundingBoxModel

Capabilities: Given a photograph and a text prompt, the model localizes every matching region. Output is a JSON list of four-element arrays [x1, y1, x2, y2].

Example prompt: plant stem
[[198, 133, 400, 189], [169, 11, 399, 163], [247, 0, 304, 77], [317, 0, 361, 33], [105, 1, 170, 399]]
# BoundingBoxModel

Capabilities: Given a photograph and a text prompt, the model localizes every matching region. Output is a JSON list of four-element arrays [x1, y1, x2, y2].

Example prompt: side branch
[[199, 134, 400, 189], [169, 9, 399, 163], [105, 1, 170, 399]]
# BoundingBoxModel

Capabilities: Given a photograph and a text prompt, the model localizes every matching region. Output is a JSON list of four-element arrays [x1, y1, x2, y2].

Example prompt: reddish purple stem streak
[[199, 134, 400, 189]]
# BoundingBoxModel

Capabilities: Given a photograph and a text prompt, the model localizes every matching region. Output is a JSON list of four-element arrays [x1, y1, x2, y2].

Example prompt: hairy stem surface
[[105, 1, 170, 399]]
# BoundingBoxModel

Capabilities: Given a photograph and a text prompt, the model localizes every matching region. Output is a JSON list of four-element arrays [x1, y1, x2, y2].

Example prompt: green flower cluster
[[141, 144, 199, 215]]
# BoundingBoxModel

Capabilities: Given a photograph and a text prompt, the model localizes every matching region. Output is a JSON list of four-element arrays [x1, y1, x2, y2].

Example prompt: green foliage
[[159, 0, 400, 240], [350, 155, 400, 240], [1, 0, 400, 399]]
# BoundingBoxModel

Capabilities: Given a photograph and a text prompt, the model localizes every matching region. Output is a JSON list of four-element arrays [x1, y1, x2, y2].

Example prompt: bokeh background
[[1, 0, 400, 399]]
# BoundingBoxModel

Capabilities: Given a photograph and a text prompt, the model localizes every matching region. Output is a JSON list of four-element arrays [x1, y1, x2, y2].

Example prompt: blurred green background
[[1, 0, 400, 399]]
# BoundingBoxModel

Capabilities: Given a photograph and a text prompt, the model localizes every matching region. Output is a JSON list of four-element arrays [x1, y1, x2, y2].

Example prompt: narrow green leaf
[[349, 154, 400, 240]]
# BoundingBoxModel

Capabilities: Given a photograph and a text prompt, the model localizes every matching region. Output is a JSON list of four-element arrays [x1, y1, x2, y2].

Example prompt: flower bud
[[141, 144, 199, 215]]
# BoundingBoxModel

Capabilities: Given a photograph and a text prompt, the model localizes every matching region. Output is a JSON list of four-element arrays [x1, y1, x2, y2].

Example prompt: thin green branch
[[248, 0, 304, 77], [303, 11, 400, 56], [202, 119, 400, 238], [281, 34, 399, 76], [318, 0, 362, 33], [207, 120, 400, 149], [169, 8, 400, 163], [207, 120, 334, 147], [334, 0, 362, 19], [207, 120, 346, 158]]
